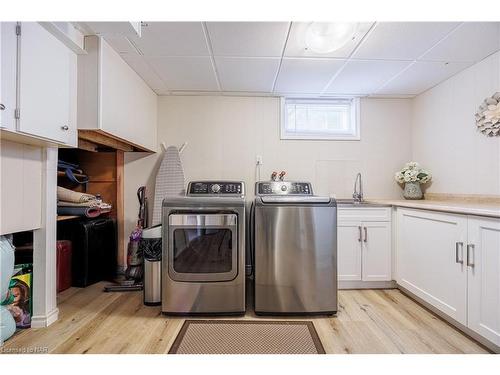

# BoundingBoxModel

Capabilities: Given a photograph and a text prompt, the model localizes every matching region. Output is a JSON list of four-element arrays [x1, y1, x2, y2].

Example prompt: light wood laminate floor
[[2, 283, 489, 354]]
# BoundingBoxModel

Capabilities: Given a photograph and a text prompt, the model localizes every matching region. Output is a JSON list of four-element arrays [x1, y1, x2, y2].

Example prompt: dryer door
[[167, 213, 238, 282]]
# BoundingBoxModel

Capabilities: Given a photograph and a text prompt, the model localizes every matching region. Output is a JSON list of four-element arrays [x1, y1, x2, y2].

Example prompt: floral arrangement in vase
[[394, 162, 432, 200]]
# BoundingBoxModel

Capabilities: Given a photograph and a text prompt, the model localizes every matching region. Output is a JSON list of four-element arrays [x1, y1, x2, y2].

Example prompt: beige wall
[[412, 51, 500, 195], [124, 96, 412, 237]]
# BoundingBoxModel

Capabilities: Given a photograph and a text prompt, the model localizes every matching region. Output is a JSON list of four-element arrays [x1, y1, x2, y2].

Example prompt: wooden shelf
[[57, 215, 80, 221], [57, 171, 87, 179]]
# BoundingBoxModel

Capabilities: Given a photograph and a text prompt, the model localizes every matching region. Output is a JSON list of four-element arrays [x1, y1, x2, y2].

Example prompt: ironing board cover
[[152, 145, 185, 226]]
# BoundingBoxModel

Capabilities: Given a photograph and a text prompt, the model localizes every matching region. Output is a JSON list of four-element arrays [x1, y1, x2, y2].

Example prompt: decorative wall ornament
[[475, 92, 500, 136]]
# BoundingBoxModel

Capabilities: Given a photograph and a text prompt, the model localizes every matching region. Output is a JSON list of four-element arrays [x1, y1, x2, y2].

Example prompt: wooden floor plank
[[1, 283, 490, 354]]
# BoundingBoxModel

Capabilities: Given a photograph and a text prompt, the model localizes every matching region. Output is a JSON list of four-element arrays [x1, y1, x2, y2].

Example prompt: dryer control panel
[[187, 181, 245, 196], [256, 181, 313, 195]]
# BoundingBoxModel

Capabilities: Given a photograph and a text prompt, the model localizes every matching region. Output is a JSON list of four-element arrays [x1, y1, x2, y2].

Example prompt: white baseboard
[[31, 307, 59, 328], [339, 280, 397, 290]]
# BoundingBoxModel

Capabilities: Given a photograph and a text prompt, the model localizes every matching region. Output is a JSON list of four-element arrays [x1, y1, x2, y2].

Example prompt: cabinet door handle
[[61, 125, 69, 131], [363, 227, 367, 242], [0, 103, 5, 110], [467, 244, 475, 267], [455, 242, 464, 264], [358, 226, 362, 242]]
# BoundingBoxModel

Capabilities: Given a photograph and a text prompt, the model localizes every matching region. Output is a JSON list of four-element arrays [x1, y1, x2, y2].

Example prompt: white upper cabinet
[[78, 36, 157, 152], [396, 208, 468, 325], [0, 22, 17, 131], [0, 22, 77, 146], [467, 216, 500, 346], [17, 22, 77, 145]]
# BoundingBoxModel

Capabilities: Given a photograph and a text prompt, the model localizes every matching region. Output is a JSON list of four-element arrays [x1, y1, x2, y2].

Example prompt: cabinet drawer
[[338, 207, 391, 222]]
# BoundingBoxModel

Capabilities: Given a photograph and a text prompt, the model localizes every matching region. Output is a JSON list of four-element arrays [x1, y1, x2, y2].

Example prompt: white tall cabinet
[[396, 208, 500, 347]]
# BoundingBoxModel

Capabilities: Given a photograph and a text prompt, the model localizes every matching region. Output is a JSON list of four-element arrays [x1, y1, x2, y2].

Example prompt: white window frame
[[280, 97, 360, 141]]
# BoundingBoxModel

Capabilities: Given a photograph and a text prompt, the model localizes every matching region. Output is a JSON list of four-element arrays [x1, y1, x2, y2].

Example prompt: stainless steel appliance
[[252, 181, 337, 315], [162, 181, 246, 315]]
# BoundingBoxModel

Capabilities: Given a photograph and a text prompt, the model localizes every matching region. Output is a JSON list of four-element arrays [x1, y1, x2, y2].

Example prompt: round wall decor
[[475, 92, 500, 136]]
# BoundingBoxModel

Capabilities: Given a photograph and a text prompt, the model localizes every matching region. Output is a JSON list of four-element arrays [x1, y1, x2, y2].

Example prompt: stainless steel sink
[[335, 199, 390, 207]]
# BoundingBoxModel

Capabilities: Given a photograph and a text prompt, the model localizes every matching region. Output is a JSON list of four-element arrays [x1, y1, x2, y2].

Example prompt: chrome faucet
[[353, 173, 363, 204]]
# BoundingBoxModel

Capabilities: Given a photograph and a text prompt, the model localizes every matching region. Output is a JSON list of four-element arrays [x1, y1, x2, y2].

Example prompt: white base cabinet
[[338, 207, 392, 283], [396, 208, 500, 346], [467, 217, 500, 346], [396, 208, 468, 324]]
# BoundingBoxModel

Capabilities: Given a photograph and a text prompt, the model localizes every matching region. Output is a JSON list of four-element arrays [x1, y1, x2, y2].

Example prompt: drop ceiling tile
[[215, 57, 280, 92], [130, 22, 209, 56], [326, 59, 411, 94], [420, 22, 500, 62], [284, 22, 374, 58], [120, 53, 167, 90], [206, 22, 290, 57], [353, 22, 460, 60], [103, 36, 137, 54], [145, 56, 219, 91], [274, 58, 345, 94], [377, 61, 471, 95]]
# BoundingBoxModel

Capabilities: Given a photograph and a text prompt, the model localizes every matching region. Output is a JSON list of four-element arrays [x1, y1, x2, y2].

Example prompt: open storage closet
[[55, 140, 125, 291]]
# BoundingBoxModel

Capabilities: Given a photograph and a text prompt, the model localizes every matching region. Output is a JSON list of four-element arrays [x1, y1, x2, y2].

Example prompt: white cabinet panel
[[0, 22, 17, 131], [17, 22, 76, 145], [100, 39, 157, 150], [467, 217, 500, 346], [362, 221, 392, 281], [78, 36, 157, 151], [396, 208, 468, 324], [0, 139, 42, 235], [338, 222, 362, 281]]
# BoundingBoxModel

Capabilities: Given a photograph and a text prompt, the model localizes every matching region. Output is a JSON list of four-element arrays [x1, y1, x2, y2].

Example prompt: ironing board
[[152, 145, 185, 226]]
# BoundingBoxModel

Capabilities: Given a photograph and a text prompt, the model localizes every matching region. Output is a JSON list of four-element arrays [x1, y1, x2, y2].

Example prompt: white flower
[[395, 172, 404, 183], [395, 162, 432, 185], [405, 161, 419, 170]]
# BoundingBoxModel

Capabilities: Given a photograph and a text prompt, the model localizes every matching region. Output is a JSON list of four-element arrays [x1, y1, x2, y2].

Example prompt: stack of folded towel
[[57, 187, 112, 218]]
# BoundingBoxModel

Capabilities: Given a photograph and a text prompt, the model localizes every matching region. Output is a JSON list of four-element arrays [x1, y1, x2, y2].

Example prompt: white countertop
[[365, 199, 500, 219]]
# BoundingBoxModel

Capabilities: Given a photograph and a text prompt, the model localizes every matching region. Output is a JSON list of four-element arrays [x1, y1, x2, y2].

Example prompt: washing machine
[[252, 181, 337, 315]]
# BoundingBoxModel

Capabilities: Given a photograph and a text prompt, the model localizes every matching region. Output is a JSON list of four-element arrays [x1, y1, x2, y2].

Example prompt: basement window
[[281, 98, 360, 140]]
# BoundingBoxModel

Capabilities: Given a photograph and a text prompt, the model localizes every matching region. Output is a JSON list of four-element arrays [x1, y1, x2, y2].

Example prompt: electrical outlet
[[256, 155, 263, 165]]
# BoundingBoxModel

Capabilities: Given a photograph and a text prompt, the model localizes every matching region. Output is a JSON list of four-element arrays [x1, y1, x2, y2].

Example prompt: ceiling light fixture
[[305, 22, 359, 54]]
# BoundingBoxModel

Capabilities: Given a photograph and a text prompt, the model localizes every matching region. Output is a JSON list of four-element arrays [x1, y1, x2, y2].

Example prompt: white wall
[[412, 51, 500, 195], [124, 96, 412, 236]]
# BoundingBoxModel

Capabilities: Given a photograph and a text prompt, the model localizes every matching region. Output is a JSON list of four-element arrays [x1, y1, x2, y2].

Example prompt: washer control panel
[[256, 181, 313, 195], [188, 181, 245, 196]]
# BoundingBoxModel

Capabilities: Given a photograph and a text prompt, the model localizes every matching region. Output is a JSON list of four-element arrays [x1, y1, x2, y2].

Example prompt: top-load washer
[[162, 181, 246, 315], [252, 181, 337, 315]]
